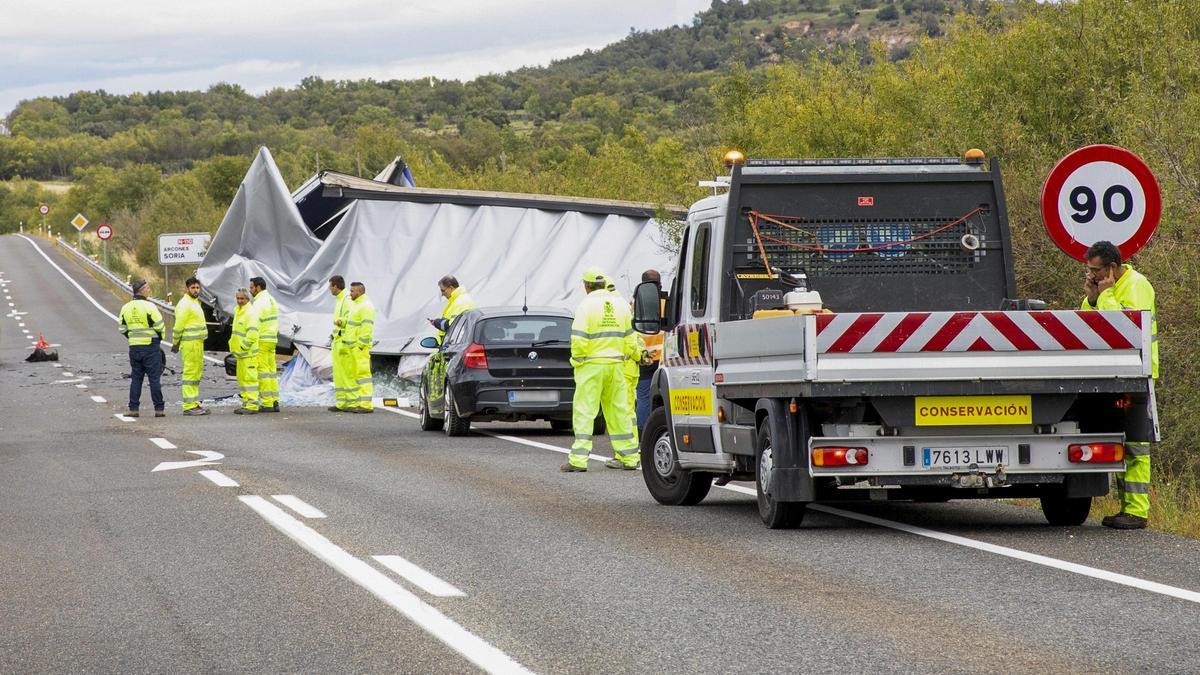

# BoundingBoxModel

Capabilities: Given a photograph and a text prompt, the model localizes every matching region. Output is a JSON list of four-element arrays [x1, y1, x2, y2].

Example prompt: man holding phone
[[1082, 240, 1159, 530]]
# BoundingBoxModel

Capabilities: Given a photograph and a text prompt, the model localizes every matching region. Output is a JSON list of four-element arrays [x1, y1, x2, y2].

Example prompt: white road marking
[[18, 322, 24, 327], [152, 450, 223, 472], [373, 555, 466, 598], [114, 414, 136, 422], [271, 494, 327, 519], [15, 235, 118, 321], [199, 470, 239, 487], [90, 395, 107, 403], [380, 407, 1200, 606], [239, 496, 530, 675], [53, 363, 62, 368], [53, 379, 84, 384], [62, 371, 73, 376], [149, 437, 177, 450], [378, 406, 613, 462], [76, 384, 87, 389]]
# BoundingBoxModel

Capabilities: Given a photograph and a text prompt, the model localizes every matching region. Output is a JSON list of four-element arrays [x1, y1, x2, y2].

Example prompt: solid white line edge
[[271, 494, 327, 519]]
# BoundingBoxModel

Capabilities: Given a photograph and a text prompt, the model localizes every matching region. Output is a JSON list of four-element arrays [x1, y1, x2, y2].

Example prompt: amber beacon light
[[724, 149, 746, 167]]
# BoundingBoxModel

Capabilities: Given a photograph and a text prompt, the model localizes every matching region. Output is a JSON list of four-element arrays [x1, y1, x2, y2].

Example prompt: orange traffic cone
[[35, 333, 50, 350]]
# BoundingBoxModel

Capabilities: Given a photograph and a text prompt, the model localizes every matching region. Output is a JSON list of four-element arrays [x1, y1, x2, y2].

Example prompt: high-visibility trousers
[[569, 361, 639, 469], [257, 341, 278, 407], [354, 346, 373, 409], [236, 355, 259, 410], [1116, 444, 1151, 518], [180, 341, 204, 411], [332, 343, 358, 409]]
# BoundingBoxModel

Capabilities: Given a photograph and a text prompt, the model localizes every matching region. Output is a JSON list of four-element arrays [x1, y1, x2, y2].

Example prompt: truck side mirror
[[633, 281, 662, 334]]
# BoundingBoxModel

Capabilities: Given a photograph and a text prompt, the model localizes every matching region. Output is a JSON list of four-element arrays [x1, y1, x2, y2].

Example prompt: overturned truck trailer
[[196, 147, 679, 376]]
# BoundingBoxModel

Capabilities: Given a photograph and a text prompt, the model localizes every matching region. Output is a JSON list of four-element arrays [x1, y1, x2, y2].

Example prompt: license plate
[[922, 446, 1008, 470], [509, 390, 559, 404]]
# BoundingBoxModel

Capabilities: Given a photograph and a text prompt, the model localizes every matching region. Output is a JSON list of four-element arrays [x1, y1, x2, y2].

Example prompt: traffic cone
[[35, 333, 50, 350], [26, 332, 58, 362]]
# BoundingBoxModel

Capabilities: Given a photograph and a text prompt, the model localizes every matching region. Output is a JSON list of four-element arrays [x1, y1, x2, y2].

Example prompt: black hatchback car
[[418, 307, 578, 436]]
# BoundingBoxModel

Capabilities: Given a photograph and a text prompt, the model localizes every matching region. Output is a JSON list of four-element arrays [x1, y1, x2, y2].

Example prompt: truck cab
[[633, 154, 1153, 528]]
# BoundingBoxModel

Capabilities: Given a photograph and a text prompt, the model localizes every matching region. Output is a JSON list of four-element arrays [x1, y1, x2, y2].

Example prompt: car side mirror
[[633, 281, 663, 334], [419, 336, 440, 350]]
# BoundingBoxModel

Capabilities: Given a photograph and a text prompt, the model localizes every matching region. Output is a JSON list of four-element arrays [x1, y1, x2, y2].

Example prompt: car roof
[[470, 306, 573, 319]]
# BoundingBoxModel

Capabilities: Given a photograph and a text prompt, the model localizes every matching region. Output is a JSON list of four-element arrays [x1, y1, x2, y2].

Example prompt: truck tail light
[[464, 343, 488, 369], [1068, 443, 1124, 463], [812, 447, 869, 467]]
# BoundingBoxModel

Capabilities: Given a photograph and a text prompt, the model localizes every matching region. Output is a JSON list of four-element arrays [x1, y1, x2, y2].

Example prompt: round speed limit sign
[[1040, 144, 1161, 261], [96, 223, 113, 240]]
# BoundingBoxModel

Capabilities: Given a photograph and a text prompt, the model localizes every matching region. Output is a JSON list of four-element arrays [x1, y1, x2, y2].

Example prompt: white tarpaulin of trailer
[[197, 147, 676, 359]]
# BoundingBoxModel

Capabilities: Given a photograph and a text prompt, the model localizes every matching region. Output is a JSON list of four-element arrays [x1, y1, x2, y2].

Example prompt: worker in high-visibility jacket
[[250, 276, 280, 413], [1082, 240, 1159, 530], [230, 288, 261, 414], [608, 280, 645, 434], [347, 281, 376, 413], [119, 279, 166, 417], [328, 274, 356, 412], [429, 274, 475, 342], [562, 267, 641, 472], [172, 276, 210, 416]]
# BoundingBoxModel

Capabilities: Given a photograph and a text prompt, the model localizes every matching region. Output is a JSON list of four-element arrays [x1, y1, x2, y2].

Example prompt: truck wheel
[[1040, 495, 1092, 526], [640, 407, 712, 506], [756, 422, 806, 529], [443, 381, 471, 437], [419, 389, 444, 432]]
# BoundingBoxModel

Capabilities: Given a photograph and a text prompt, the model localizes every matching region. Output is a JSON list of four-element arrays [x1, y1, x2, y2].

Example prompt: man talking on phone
[[1082, 240, 1159, 530]]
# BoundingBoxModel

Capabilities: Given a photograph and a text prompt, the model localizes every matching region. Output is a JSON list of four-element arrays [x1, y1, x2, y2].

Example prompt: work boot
[[272, 402, 280, 412], [354, 406, 373, 414], [183, 407, 210, 416], [1102, 512, 1147, 530], [261, 403, 278, 413], [234, 407, 258, 415], [328, 406, 345, 413], [155, 410, 165, 418], [559, 463, 587, 473], [125, 410, 139, 418], [605, 458, 624, 469]]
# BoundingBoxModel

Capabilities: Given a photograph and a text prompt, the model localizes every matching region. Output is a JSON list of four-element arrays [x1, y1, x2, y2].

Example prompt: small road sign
[[70, 213, 89, 232], [96, 223, 113, 241], [38, 204, 49, 216], [1040, 144, 1161, 261]]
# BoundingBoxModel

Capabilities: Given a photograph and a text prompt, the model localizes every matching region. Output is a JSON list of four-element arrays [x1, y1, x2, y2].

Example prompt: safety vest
[[172, 294, 208, 347], [119, 297, 164, 347], [253, 289, 279, 342], [571, 289, 636, 367], [1082, 263, 1159, 378], [349, 294, 377, 350], [331, 289, 351, 344], [230, 303, 260, 359], [438, 286, 475, 339]]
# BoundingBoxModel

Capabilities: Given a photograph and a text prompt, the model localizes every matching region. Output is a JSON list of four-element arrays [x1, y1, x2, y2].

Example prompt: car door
[[430, 314, 471, 414]]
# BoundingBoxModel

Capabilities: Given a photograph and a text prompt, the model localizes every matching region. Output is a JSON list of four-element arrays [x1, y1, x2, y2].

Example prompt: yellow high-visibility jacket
[[349, 294, 376, 350], [571, 289, 638, 368], [331, 289, 351, 345], [172, 294, 208, 348], [437, 286, 475, 340], [253, 289, 279, 343], [1082, 264, 1158, 378], [230, 303, 260, 359], [119, 298, 164, 346]]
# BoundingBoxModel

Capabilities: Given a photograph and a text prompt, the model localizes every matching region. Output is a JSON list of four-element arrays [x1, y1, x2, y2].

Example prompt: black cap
[[131, 279, 149, 294]]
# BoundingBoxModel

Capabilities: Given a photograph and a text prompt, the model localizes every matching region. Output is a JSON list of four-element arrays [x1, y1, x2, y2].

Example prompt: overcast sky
[[0, 0, 712, 117]]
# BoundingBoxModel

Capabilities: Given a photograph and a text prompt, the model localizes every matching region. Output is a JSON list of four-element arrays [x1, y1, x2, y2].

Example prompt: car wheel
[[593, 415, 607, 437], [1040, 495, 1091, 526], [550, 419, 572, 432], [756, 421, 806, 529], [443, 381, 470, 437], [640, 407, 712, 506], [419, 386, 443, 432]]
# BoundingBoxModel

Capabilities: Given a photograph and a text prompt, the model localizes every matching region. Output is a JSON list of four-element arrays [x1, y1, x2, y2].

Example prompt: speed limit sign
[[1040, 144, 1161, 261]]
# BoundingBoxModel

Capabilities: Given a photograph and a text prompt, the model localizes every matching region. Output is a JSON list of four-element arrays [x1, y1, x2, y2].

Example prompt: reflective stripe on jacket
[[119, 298, 164, 346], [253, 289, 279, 342], [172, 294, 208, 347], [571, 289, 637, 367], [1082, 264, 1158, 378], [230, 303, 260, 359], [349, 295, 376, 349]]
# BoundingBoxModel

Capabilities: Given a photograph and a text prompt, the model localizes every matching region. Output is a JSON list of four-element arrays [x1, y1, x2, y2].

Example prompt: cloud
[[0, 0, 712, 116]]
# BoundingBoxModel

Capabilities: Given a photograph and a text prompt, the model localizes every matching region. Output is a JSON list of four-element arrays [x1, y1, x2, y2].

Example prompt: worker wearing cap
[[230, 288, 261, 414], [1082, 240, 1159, 530], [328, 275, 356, 412], [563, 267, 640, 472], [429, 275, 475, 343], [119, 279, 165, 418], [250, 277, 280, 413], [172, 276, 209, 416], [347, 281, 376, 413]]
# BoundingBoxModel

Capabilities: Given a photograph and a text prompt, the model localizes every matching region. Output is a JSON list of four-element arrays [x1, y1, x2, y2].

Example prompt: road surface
[[2, 233, 1199, 673]]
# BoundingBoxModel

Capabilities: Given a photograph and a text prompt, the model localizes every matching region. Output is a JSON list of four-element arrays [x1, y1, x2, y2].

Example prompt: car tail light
[[812, 447, 869, 467], [464, 343, 488, 369], [1068, 443, 1124, 463]]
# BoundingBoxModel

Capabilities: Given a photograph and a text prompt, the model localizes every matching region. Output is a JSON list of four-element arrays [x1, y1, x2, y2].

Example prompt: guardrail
[[54, 237, 176, 316]]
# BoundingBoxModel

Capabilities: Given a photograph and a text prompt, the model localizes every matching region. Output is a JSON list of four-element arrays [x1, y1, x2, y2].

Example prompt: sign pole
[[103, 240, 108, 269], [164, 265, 169, 293]]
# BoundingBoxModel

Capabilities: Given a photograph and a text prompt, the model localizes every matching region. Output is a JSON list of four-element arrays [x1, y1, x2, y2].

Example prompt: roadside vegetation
[[2, 0, 1198, 534]]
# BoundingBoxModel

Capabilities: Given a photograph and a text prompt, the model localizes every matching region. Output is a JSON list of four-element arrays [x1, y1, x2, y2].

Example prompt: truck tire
[[1040, 495, 1091, 526], [756, 422, 806, 529], [419, 389, 444, 432], [444, 381, 471, 437], [640, 407, 712, 506]]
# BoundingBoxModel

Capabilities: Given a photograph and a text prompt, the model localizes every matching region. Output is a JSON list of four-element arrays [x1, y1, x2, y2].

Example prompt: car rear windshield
[[477, 316, 571, 344]]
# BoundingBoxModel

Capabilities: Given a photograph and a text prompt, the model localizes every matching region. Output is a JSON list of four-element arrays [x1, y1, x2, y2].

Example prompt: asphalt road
[[3, 233, 1200, 674]]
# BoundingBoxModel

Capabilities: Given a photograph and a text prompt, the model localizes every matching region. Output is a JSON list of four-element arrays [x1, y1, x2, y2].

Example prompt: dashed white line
[[373, 555, 466, 598], [114, 414, 136, 422], [149, 437, 177, 450], [199, 470, 239, 487], [18, 322, 24, 327], [271, 494, 327, 519], [53, 379, 84, 384], [62, 371, 73, 377], [239, 496, 530, 675], [75, 384, 87, 389], [91, 395, 107, 403]]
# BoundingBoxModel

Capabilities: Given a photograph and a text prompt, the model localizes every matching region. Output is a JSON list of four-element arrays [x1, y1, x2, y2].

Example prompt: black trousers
[[128, 344, 164, 411]]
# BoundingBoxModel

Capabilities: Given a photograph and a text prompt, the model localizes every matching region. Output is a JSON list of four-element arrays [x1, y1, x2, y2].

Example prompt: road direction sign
[[70, 213, 89, 232], [1040, 144, 1161, 261], [96, 223, 113, 240], [38, 204, 49, 216], [158, 232, 211, 265]]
